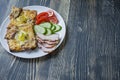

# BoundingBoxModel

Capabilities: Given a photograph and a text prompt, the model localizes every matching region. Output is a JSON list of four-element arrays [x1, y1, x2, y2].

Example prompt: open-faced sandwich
[[5, 7, 37, 52]]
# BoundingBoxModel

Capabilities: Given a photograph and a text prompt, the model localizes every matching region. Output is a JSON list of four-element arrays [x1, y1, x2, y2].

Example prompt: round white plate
[[0, 6, 66, 59]]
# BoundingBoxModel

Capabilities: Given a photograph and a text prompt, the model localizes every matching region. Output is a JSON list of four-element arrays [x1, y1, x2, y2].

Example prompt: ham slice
[[36, 33, 60, 53], [36, 36, 59, 44], [37, 33, 59, 41], [36, 36, 59, 48], [42, 43, 56, 48], [38, 43, 56, 53], [36, 36, 44, 43], [44, 40, 59, 45]]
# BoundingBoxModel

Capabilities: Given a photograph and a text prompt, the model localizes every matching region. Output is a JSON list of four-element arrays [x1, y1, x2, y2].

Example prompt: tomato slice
[[36, 12, 48, 20], [36, 16, 49, 24], [49, 16, 58, 24], [35, 10, 59, 24], [48, 11, 58, 24]]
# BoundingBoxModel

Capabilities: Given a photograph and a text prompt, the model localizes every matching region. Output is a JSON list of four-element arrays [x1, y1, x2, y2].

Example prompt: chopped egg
[[15, 30, 28, 45], [16, 15, 27, 23]]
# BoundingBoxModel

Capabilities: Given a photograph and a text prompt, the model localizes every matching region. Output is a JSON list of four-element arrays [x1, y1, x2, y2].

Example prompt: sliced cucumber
[[45, 29, 52, 35], [34, 25, 39, 32], [34, 22, 62, 35], [34, 25, 46, 34], [53, 24, 62, 32], [51, 25, 56, 31], [39, 22, 51, 29]]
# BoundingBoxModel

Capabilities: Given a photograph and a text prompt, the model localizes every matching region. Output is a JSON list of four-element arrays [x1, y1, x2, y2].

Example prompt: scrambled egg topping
[[15, 30, 28, 45], [10, 11, 28, 26], [16, 15, 27, 23]]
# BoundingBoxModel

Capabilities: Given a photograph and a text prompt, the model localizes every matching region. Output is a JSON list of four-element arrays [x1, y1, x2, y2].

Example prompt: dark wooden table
[[0, 0, 120, 80]]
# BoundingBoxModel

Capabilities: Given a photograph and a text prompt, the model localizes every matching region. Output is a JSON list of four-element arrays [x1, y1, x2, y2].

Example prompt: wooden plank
[[73, 0, 119, 80], [35, 0, 71, 80]]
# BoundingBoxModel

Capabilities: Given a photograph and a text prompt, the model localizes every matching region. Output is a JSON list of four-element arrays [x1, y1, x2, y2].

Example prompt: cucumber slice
[[45, 29, 52, 35], [34, 25, 39, 32], [51, 25, 56, 31], [53, 24, 62, 32], [39, 22, 51, 29], [34, 25, 46, 34]]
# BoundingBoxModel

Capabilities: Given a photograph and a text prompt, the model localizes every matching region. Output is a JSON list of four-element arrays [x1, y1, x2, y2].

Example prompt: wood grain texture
[[0, 0, 120, 80]]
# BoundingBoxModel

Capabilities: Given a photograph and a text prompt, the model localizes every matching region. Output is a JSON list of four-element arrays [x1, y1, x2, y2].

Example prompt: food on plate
[[36, 33, 59, 41], [7, 24, 37, 51], [34, 10, 62, 53], [35, 10, 58, 25], [38, 44, 57, 53], [4, 6, 63, 53], [36, 34, 60, 53], [9, 7, 37, 26], [5, 6, 37, 52], [34, 21, 62, 53], [34, 22, 62, 35]]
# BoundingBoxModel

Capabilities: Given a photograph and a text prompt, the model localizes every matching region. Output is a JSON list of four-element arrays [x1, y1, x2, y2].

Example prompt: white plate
[[0, 6, 66, 59]]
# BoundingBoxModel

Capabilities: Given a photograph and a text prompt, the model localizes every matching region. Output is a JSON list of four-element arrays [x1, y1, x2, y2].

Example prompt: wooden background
[[0, 0, 120, 80]]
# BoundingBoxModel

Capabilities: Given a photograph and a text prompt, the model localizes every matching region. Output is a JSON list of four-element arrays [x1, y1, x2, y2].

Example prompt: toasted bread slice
[[9, 9, 37, 26], [5, 7, 37, 52], [7, 24, 37, 52]]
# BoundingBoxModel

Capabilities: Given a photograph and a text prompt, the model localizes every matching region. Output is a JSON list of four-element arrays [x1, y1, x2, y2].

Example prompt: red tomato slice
[[48, 10, 58, 24], [49, 16, 58, 24], [35, 10, 59, 24], [36, 16, 49, 24], [36, 12, 48, 20]]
